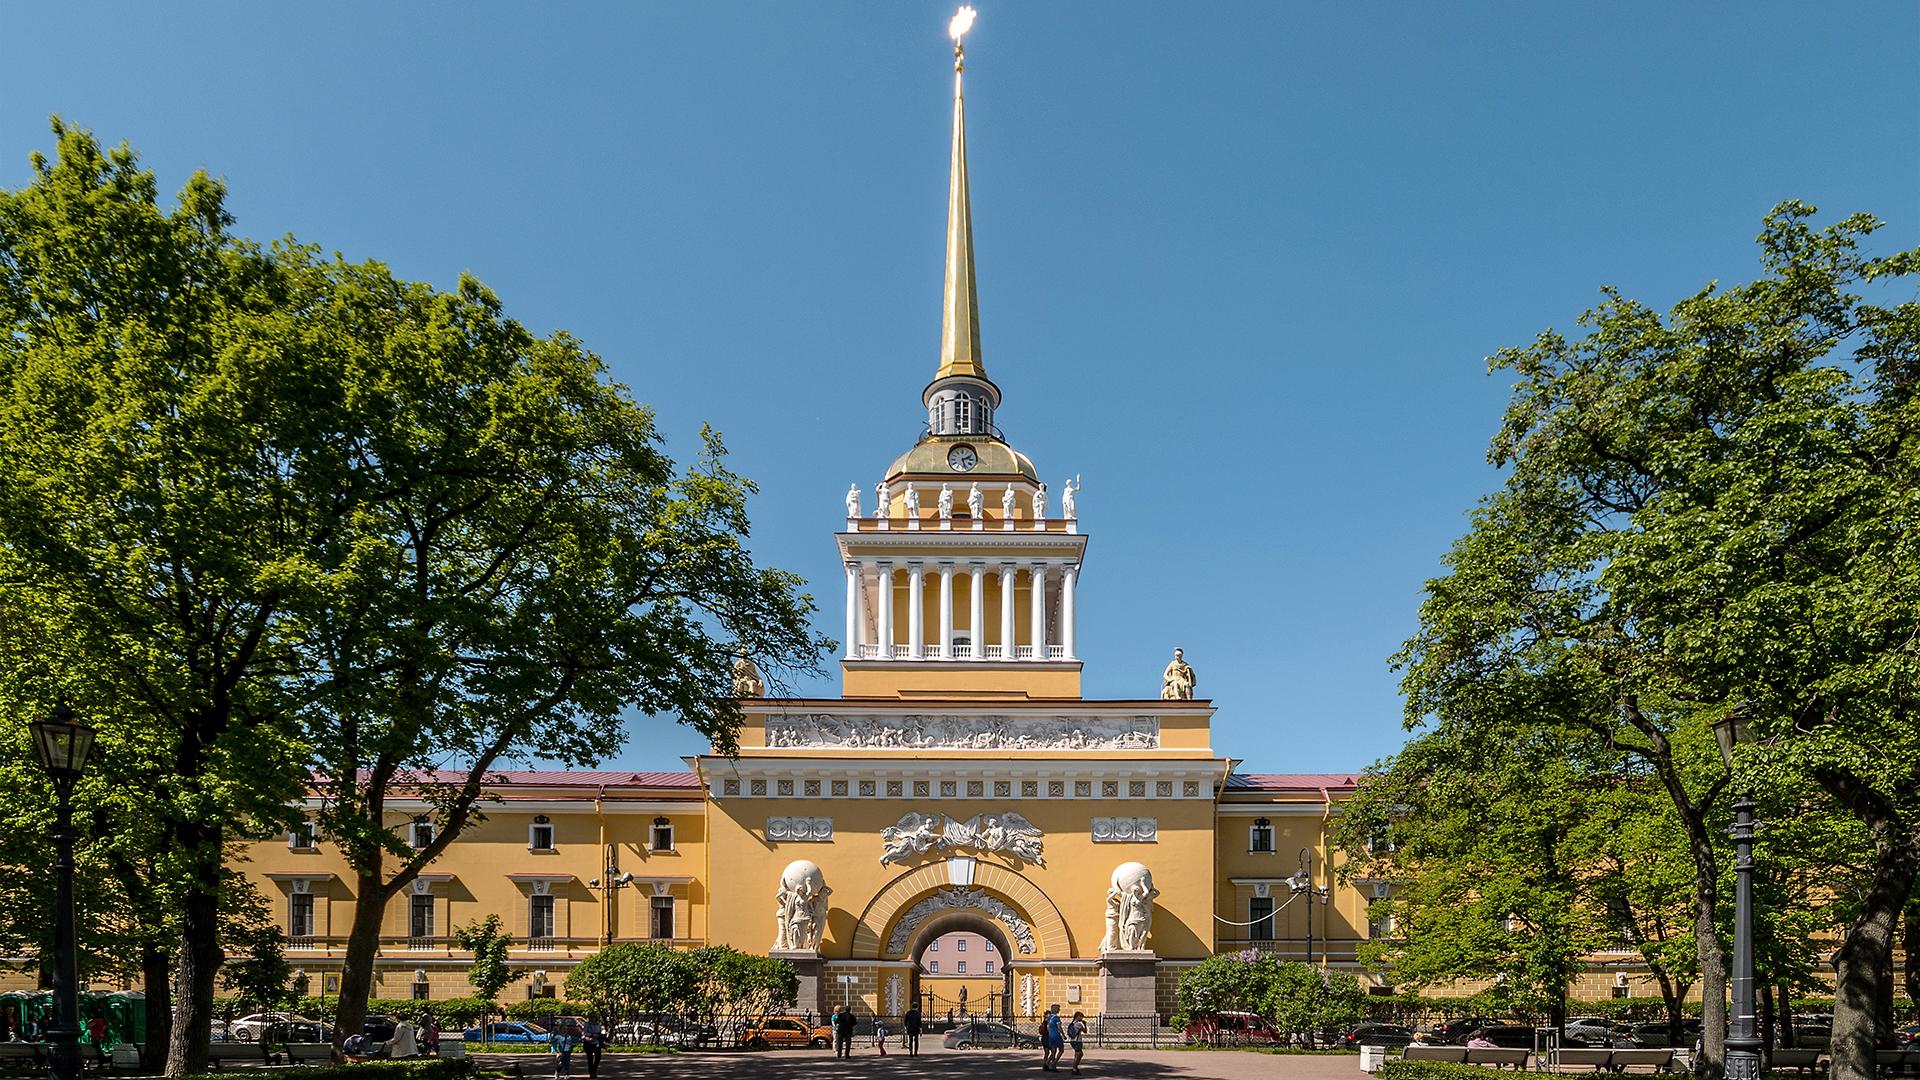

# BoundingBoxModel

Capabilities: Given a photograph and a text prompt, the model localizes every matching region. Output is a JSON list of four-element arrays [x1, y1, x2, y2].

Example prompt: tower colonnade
[[843, 557, 1076, 662]]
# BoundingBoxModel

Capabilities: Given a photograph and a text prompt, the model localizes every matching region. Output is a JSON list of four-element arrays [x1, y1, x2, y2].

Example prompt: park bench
[[1402, 1045, 1470, 1063], [1770, 1048, 1824, 1074], [1608, 1048, 1678, 1073], [1874, 1050, 1920, 1075], [1463, 1047, 1531, 1069], [1551, 1047, 1616, 1070], [0, 1045, 46, 1073]]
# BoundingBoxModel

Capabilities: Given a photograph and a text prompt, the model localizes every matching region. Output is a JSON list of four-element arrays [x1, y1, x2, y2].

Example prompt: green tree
[[1172, 952, 1279, 1023], [1406, 201, 1920, 1080], [451, 916, 522, 1004], [563, 943, 699, 1023], [285, 254, 829, 1050], [0, 121, 327, 1075], [1265, 962, 1366, 1047]]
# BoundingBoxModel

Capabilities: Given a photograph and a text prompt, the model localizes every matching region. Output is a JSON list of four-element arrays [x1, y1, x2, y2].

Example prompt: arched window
[[956, 396, 972, 430]]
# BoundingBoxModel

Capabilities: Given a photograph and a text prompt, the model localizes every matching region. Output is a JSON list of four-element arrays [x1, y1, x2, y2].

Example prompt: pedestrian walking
[[903, 1004, 922, 1057], [582, 1016, 604, 1078], [389, 1016, 419, 1058], [1040, 1003, 1065, 1071], [1067, 1012, 1087, 1075], [422, 1014, 441, 1056], [833, 1005, 857, 1059], [874, 1017, 888, 1056], [551, 1021, 578, 1079]]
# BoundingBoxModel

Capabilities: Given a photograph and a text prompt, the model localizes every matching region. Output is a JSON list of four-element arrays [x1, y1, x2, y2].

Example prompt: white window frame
[[650, 818, 675, 853], [957, 960, 967, 974], [928, 960, 939, 973], [289, 821, 317, 851], [409, 818, 435, 850], [650, 894, 675, 939], [288, 892, 315, 938], [1249, 895, 1275, 941], [530, 894, 555, 939], [985, 960, 995, 975], [409, 892, 435, 938], [956, 937, 967, 952], [528, 816, 555, 852], [1249, 818, 1274, 853]]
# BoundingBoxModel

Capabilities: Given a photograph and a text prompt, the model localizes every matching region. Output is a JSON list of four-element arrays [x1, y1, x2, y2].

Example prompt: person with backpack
[[1040, 1004, 1065, 1071], [550, 1020, 578, 1079], [1067, 1012, 1088, 1075]]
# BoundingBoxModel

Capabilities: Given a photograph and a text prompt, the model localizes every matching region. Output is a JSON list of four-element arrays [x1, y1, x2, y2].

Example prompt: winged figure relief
[[879, 811, 942, 865]]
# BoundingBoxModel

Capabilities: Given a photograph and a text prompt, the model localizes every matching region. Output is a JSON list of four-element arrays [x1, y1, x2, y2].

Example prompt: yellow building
[[229, 19, 1389, 1019]]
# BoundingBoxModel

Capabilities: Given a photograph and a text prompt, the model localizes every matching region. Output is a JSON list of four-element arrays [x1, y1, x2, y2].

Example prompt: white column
[[969, 563, 986, 660], [844, 562, 860, 659], [998, 564, 1017, 659], [1029, 563, 1049, 660], [1061, 563, 1079, 660], [937, 563, 955, 659], [907, 562, 926, 660], [876, 562, 894, 658]]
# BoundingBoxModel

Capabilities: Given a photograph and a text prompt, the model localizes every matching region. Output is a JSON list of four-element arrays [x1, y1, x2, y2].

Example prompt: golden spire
[[937, 6, 987, 383]]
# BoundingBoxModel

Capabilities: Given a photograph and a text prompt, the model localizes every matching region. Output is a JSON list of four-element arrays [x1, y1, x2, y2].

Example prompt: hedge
[[187, 1059, 476, 1080], [1381, 1060, 1519, 1080]]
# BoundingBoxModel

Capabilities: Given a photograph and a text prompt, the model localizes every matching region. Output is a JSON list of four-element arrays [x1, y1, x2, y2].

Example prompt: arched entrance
[[904, 911, 1017, 1022]]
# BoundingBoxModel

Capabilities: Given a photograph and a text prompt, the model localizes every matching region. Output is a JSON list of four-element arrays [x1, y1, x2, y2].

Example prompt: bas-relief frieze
[[763, 713, 1159, 750], [880, 811, 1043, 865], [886, 887, 1037, 955]]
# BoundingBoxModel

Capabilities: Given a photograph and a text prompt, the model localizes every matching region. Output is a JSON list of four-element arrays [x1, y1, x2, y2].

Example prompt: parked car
[[1562, 1022, 1632, 1048], [1469, 1025, 1539, 1049], [261, 1020, 331, 1045], [615, 1023, 689, 1047], [738, 1016, 832, 1049], [1432, 1017, 1500, 1044], [462, 1021, 550, 1044], [1342, 1023, 1416, 1048], [361, 1014, 397, 1042], [943, 1020, 1039, 1049], [228, 1013, 314, 1042], [1182, 1011, 1282, 1045]]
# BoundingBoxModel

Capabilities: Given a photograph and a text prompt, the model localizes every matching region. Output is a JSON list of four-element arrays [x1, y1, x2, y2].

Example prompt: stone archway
[[905, 910, 1017, 1022], [848, 858, 1074, 960]]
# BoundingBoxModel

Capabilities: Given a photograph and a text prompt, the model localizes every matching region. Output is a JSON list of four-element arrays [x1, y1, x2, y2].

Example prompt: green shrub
[[502, 1000, 590, 1023], [186, 1059, 477, 1080], [1381, 1060, 1519, 1080]]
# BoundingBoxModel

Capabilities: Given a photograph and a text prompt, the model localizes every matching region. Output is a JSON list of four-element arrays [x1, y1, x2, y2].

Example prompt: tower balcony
[[852, 643, 1068, 661]]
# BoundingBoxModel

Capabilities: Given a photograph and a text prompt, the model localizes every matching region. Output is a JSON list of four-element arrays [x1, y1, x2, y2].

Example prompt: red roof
[[1226, 773, 1359, 792], [366, 769, 701, 790]]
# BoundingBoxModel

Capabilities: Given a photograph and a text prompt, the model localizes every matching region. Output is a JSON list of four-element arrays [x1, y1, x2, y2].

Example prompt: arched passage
[[906, 912, 1016, 1022], [848, 858, 1074, 960]]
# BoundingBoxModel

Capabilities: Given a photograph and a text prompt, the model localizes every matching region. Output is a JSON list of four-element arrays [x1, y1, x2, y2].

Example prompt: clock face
[[947, 444, 978, 472]]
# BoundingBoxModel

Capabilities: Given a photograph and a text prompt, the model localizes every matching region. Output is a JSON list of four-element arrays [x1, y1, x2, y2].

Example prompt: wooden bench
[[1770, 1048, 1823, 1074], [0, 1045, 45, 1072], [1464, 1047, 1531, 1070], [1552, 1048, 1617, 1070], [1402, 1045, 1470, 1063], [1608, 1048, 1678, 1073]]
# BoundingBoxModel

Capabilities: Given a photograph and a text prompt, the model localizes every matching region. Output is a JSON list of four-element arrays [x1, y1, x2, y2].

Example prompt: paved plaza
[[474, 1049, 1363, 1080]]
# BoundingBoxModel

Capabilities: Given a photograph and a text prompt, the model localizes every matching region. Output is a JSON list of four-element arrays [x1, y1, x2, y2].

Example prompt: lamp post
[[1287, 849, 1330, 968], [1713, 708, 1761, 1080], [31, 704, 96, 1080], [586, 845, 634, 947]]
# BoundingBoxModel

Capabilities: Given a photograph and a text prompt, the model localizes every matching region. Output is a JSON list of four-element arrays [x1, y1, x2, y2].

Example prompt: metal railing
[[851, 643, 1070, 662]]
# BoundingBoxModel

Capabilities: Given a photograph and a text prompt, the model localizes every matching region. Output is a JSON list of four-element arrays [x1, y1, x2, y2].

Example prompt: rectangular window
[[928, 940, 938, 952], [651, 821, 674, 852], [985, 961, 995, 974], [651, 895, 675, 939], [289, 822, 317, 851], [957, 961, 967, 974], [984, 939, 995, 952], [409, 893, 434, 939], [1250, 896, 1275, 941], [529, 822, 554, 851], [929, 961, 939, 973], [530, 895, 555, 940], [410, 820, 435, 849], [289, 894, 314, 939], [1249, 820, 1274, 853], [956, 938, 967, 952], [413, 983, 430, 1001]]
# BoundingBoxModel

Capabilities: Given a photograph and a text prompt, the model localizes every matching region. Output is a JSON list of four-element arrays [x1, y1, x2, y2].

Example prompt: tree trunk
[[141, 942, 171, 1073], [1876, 938, 1896, 1044], [1830, 839, 1920, 1080], [333, 871, 393, 1056], [1778, 982, 1796, 1048], [164, 862, 221, 1078], [1905, 906, 1920, 1018]]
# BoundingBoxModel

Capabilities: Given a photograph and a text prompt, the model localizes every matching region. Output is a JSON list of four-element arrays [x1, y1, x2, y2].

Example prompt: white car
[[226, 1013, 313, 1042]]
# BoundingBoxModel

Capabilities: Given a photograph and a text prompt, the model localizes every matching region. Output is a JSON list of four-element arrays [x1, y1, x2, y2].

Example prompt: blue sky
[[5, 3, 1916, 776]]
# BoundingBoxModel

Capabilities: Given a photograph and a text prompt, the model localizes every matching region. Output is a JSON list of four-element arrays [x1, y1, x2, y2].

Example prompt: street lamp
[[31, 703, 96, 1080], [1287, 849, 1330, 968], [1713, 708, 1761, 1080], [586, 845, 635, 946]]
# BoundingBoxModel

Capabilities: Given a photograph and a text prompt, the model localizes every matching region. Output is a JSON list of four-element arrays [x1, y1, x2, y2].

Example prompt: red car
[[1183, 1012, 1282, 1046]]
